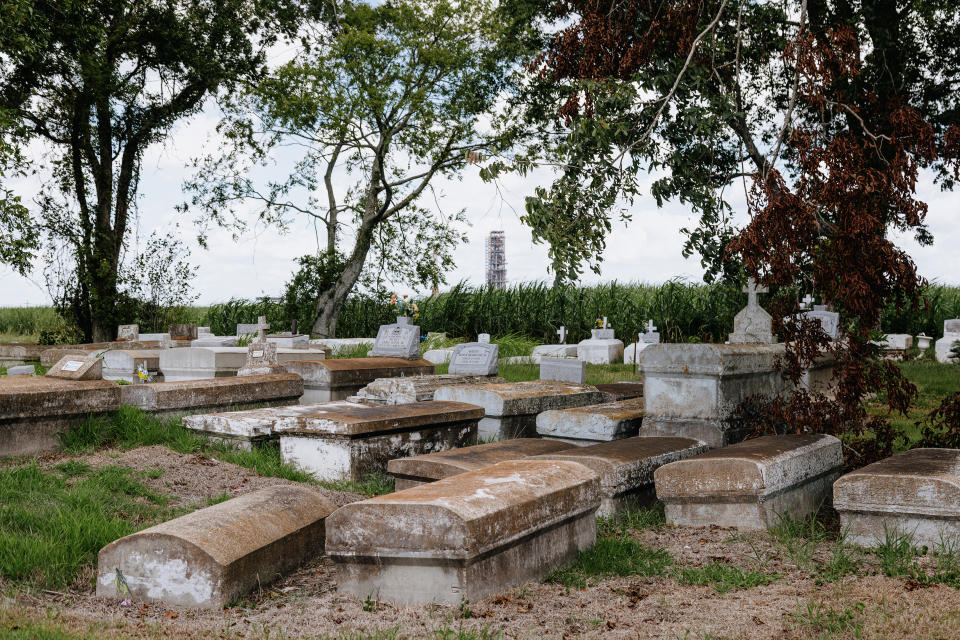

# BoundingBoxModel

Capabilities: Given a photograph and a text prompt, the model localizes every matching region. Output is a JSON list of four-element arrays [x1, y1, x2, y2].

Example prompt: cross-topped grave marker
[[729, 277, 775, 344], [600, 317, 610, 329], [556, 326, 567, 344], [645, 319, 657, 333], [800, 293, 815, 310], [256, 316, 270, 343]]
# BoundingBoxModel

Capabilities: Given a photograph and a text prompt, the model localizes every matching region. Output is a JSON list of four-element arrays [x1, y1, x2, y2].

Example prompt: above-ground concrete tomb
[[387, 438, 575, 490], [182, 404, 332, 448], [640, 343, 791, 447], [595, 382, 644, 402], [0, 377, 121, 457], [97, 485, 335, 609], [833, 448, 960, 549], [533, 436, 707, 516], [433, 380, 606, 440], [351, 374, 505, 405], [284, 357, 434, 403], [102, 349, 161, 383], [159, 346, 329, 382], [119, 373, 303, 416], [274, 400, 483, 481], [536, 397, 645, 445], [326, 460, 601, 605], [654, 434, 843, 530]]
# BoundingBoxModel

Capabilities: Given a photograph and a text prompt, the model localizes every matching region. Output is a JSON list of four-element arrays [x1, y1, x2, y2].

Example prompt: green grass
[[320, 472, 395, 498], [333, 342, 374, 359], [866, 360, 960, 448], [673, 562, 778, 594], [791, 599, 866, 638], [0, 463, 175, 589], [548, 536, 673, 588]]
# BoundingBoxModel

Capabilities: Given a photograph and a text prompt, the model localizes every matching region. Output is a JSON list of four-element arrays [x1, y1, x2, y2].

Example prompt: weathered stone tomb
[[833, 448, 960, 549], [654, 434, 842, 530], [351, 373, 505, 405], [536, 397, 645, 445], [102, 349, 161, 383], [119, 373, 303, 416], [325, 460, 600, 605], [387, 438, 575, 490], [274, 400, 482, 481], [182, 403, 329, 448], [97, 485, 335, 608], [284, 357, 434, 403], [433, 380, 606, 440]]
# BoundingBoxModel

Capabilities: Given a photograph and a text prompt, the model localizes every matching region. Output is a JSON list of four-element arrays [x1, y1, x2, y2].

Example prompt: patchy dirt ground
[[5, 445, 960, 639]]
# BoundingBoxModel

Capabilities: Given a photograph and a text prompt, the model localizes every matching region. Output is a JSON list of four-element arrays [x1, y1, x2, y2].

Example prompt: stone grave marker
[[448, 342, 498, 376], [729, 278, 775, 344], [6, 364, 35, 376], [369, 318, 420, 359], [238, 340, 283, 377], [540, 356, 586, 384], [351, 373, 505, 406], [102, 350, 160, 383], [536, 397, 645, 445], [116, 324, 139, 342], [625, 319, 660, 364], [577, 317, 624, 364], [936, 319, 960, 363], [806, 304, 840, 339], [168, 323, 198, 341], [477, 333, 491, 344], [45, 355, 102, 381]]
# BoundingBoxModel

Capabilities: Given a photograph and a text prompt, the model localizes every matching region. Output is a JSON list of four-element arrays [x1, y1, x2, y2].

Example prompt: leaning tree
[[0, 0, 305, 341], [494, 0, 960, 460], [184, 0, 517, 338]]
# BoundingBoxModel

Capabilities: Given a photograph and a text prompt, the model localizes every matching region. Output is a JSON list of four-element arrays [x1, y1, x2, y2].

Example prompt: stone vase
[[396, 316, 412, 325]]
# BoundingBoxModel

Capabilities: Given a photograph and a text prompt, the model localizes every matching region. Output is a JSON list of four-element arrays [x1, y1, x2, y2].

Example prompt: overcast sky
[[1, 104, 957, 307]]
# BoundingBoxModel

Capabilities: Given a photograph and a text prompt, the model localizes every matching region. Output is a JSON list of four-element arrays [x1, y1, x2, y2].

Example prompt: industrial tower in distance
[[485, 230, 506, 288]]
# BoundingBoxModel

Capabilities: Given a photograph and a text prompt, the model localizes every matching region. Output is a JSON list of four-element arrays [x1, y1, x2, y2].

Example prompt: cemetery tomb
[[139, 332, 170, 343], [190, 336, 238, 347], [351, 374, 506, 406], [284, 357, 434, 403], [434, 380, 606, 440], [935, 319, 960, 363], [874, 333, 913, 357], [6, 364, 35, 376], [833, 448, 960, 549], [238, 341, 287, 377], [309, 337, 375, 356], [803, 305, 840, 340], [639, 343, 792, 447], [729, 278, 776, 344], [624, 321, 661, 364], [0, 343, 47, 367], [101, 349, 161, 383], [119, 373, 303, 416], [0, 376, 121, 456], [198, 326, 212, 335], [595, 381, 645, 401], [387, 438, 575, 490], [159, 347, 247, 381], [369, 318, 421, 359], [536, 397, 646, 445], [45, 355, 102, 381], [534, 436, 707, 516], [182, 404, 331, 448], [38, 340, 162, 367], [447, 342, 499, 376], [540, 356, 586, 384], [274, 400, 483, 481], [423, 348, 455, 364], [168, 323, 199, 341], [577, 321, 625, 364], [267, 333, 310, 349], [97, 485, 335, 609], [40, 347, 100, 367], [326, 460, 600, 605], [477, 333, 491, 343], [116, 324, 139, 342], [530, 343, 579, 362], [654, 434, 842, 530]]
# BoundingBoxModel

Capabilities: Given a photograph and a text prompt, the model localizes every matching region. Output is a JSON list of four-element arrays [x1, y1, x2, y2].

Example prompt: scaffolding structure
[[485, 230, 506, 289]]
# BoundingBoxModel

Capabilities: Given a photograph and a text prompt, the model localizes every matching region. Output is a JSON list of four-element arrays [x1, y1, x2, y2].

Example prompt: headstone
[[946, 319, 960, 334], [236, 323, 259, 338], [540, 356, 586, 384], [97, 485, 335, 609], [284, 357, 435, 403], [477, 333, 491, 344], [805, 305, 840, 339], [729, 277, 775, 344], [45, 355, 102, 381], [267, 333, 310, 349], [834, 448, 960, 549], [875, 333, 913, 355], [640, 343, 792, 447], [116, 324, 139, 342], [556, 326, 567, 344], [535, 436, 708, 516], [530, 344, 578, 362], [274, 401, 482, 481], [197, 326, 212, 335], [238, 340, 284, 377], [139, 332, 170, 343], [168, 324, 198, 341], [448, 342, 498, 376], [326, 460, 600, 605], [434, 380, 605, 440], [536, 397, 645, 445], [387, 438, 575, 490], [655, 434, 842, 530], [369, 320, 420, 359], [422, 347, 454, 364], [6, 364, 35, 376], [799, 293, 815, 310]]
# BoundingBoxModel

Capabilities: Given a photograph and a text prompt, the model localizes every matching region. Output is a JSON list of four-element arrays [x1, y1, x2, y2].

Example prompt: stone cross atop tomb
[[256, 316, 270, 343], [645, 319, 657, 334], [729, 277, 775, 344], [556, 326, 567, 344], [800, 293, 814, 310], [600, 317, 610, 329], [641, 319, 660, 344]]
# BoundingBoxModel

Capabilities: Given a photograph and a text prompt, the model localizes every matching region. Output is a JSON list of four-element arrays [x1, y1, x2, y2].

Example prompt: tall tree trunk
[[310, 251, 368, 338]]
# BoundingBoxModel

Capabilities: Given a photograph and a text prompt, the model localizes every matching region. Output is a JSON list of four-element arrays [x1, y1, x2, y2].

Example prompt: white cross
[[800, 293, 814, 310], [556, 326, 567, 344], [256, 315, 270, 342], [645, 319, 657, 333], [601, 316, 610, 329], [743, 277, 768, 308]]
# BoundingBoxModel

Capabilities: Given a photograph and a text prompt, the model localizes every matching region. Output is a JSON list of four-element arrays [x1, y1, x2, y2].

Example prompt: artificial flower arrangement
[[389, 293, 420, 319], [135, 363, 154, 383]]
